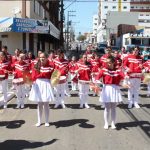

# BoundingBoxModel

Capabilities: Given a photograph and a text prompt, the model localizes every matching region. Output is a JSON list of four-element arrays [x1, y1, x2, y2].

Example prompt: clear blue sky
[[64, 0, 98, 36]]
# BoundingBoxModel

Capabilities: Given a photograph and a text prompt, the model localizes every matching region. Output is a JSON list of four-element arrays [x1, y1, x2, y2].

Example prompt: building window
[[131, 6, 134, 9], [140, 14, 143, 16], [104, 6, 108, 9], [113, 0, 116, 1], [146, 14, 149, 16], [112, 6, 116, 9], [123, 6, 127, 9], [123, 0, 127, 1]]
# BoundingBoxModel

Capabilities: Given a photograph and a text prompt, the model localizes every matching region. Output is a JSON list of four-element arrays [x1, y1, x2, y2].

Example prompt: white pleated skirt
[[99, 84, 122, 103], [29, 78, 54, 102]]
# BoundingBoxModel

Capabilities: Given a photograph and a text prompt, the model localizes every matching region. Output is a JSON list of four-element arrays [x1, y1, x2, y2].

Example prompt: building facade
[[97, 0, 150, 43], [0, 0, 62, 56]]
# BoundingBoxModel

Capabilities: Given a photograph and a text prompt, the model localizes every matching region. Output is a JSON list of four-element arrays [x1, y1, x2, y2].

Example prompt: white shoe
[[128, 103, 132, 109], [61, 104, 66, 109], [45, 123, 50, 127], [21, 105, 24, 109], [111, 123, 116, 129], [104, 124, 109, 130], [35, 123, 41, 127], [16, 105, 20, 109], [66, 93, 71, 97], [134, 103, 140, 109], [54, 104, 59, 108], [79, 104, 83, 108], [3, 105, 7, 109], [85, 104, 90, 109]]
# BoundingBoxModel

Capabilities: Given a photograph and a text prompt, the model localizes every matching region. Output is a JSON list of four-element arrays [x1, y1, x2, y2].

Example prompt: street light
[[66, 11, 76, 51]]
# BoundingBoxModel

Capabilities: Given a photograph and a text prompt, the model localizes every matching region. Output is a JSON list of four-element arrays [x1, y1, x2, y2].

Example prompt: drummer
[[76, 54, 92, 108], [53, 50, 69, 108], [123, 47, 143, 109], [13, 53, 30, 109], [0, 51, 11, 108], [69, 55, 78, 91], [143, 59, 150, 97]]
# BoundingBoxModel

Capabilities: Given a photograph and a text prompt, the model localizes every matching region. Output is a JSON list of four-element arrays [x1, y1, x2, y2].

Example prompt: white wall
[[0, 32, 22, 54]]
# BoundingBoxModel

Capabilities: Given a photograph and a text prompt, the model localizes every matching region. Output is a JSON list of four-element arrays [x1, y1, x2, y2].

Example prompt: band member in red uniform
[[96, 56, 125, 129], [113, 50, 122, 69], [1, 46, 12, 63], [11, 48, 20, 69], [0, 51, 11, 108], [13, 53, 30, 109], [76, 54, 92, 108], [29, 53, 54, 127], [99, 47, 113, 68], [69, 56, 78, 91], [124, 47, 143, 109], [53, 50, 69, 108], [90, 53, 101, 96], [143, 59, 150, 97]]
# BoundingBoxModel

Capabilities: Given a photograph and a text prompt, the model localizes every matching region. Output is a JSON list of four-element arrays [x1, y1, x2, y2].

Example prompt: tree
[[77, 35, 86, 42]]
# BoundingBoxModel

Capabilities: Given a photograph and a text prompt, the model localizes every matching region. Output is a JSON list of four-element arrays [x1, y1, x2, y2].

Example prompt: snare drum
[[0, 75, 5, 80], [12, 78, 24, 86], [59, 76, 67, 84]]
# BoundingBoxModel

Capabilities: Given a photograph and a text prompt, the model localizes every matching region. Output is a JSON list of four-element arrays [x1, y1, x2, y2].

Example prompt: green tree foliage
[[77, 35, 86, 42]]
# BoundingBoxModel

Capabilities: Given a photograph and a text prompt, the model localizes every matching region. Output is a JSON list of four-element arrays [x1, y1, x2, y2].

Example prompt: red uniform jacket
[[96, 67, 124, 85], [123, 54, 143, 78], [53, 58, 69, 76], [76, 61, 92, 81], [143, 60, 150, 72], [0, 60, 11, 79], [31, 62, 54, 81], [14, 61, 30, 78]]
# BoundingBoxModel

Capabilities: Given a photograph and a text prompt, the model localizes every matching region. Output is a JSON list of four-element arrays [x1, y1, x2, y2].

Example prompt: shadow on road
[[50, 119, 95, 129], [0, 139, 58, 150], [0, 120, 25, 129], [116, 121, 150, 138]]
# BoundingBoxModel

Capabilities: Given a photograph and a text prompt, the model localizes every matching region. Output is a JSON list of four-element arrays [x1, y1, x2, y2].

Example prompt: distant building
[[97, 0, 150, 43]]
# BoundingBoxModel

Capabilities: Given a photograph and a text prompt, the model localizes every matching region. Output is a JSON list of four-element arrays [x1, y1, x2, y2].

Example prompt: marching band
[[0, 45, 150, 129]]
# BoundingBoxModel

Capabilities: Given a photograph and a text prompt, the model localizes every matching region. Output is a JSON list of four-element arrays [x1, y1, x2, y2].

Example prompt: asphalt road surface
[[0, 83, 150, 150]]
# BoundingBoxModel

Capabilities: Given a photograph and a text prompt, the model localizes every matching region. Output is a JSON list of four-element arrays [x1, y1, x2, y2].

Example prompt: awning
[[0, 17, 60, 39]]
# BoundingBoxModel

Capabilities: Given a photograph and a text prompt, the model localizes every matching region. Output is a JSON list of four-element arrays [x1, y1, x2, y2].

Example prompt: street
[[0, 83, 150, 150]]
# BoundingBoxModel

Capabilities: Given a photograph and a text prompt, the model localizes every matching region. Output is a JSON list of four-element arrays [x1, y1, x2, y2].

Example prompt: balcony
[[130, 9, 150, 12], [130, 0, 150, 4]]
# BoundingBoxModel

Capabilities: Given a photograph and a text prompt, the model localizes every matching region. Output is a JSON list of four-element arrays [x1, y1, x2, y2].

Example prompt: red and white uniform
[[99, 54, 110, 68], [53, 58, 69, 76], [13, 61, 30, 108], [6, 52, 12, 63], [29, 62, 54, 102], [11, 55, 19, 70], [143, 60, 150, 72], [76, 60, 92, 108], [123, 54, 143, 78], [143, 60, 150, 95], [123, 54, 143, 105], [96, 67, 124, 103], [69, 60, 78, 90], [53, 58, 69, 108], [0, 60, 11, 107]]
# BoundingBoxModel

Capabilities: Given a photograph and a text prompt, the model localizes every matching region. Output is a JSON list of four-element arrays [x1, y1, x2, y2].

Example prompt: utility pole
[[66, 10, 76, 51], [60, 0, 64, 48]]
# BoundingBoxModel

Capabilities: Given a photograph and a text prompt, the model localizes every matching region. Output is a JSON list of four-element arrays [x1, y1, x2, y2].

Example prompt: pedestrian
[[96, 56, 125, 129], [29, 52, 54, 127]]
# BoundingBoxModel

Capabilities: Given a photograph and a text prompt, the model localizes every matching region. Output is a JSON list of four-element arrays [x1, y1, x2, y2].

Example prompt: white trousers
[[147, 83, 150, 95], [70, 74, 78, 90], [54, 83, 66, 105], [78, 83, 89, 106], [15, 84, 25, 106], [0, 79, 8, 104], [128, 78, 141, 104]]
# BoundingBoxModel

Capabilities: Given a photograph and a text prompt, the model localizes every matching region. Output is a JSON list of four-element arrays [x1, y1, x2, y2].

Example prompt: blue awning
[[0, 17, 60, 39]]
